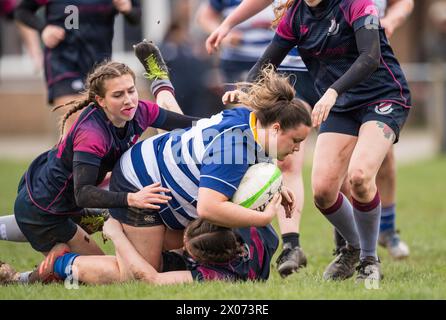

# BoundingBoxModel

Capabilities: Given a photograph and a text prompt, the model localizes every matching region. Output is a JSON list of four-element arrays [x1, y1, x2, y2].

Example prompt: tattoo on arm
[[376, 121, 395, 141]]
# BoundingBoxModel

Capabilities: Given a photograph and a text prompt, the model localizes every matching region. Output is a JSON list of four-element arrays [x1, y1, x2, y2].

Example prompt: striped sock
[[353, 192, 381, 260], [316, 193, 360, 249], [53, 253, 80, 280]]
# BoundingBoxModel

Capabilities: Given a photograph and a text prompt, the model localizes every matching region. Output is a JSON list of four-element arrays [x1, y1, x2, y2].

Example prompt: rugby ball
[[232, 163, 283, 211]]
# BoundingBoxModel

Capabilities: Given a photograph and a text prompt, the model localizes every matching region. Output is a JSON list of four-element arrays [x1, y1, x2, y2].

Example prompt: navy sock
[[380, 204, 396, 233], [282, 232, 300, 248], [53, 253, 80, 280]]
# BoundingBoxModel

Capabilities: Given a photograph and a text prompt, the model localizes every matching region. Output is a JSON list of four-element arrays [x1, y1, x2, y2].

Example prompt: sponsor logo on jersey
[[328, 18, 340, 36], [374, 102, 394, 115]]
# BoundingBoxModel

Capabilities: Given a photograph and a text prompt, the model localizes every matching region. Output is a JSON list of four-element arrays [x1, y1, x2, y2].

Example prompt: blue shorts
[[109, 162, 164, 228], [319, 102, 410, 143]]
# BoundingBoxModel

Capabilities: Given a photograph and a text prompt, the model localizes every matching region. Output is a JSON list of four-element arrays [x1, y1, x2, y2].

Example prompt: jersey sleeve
[[199, 129, 257, 199], [190, 266, 236, 282], [73, 121, 110, 166], [134, 100, 161, 131], [0, 0, 16, 18], [209, 0, 223, 12], [276, 2, 300, 42], [14, 0, 48, 32], [342, 0, 380, 31]]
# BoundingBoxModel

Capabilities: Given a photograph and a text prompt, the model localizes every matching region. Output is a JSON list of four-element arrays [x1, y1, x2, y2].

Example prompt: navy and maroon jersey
[[24, 100, 160, 214], [0, 0, 15, 17], [189, 224, 279, 282], [22, 0, 139, 85], [275, 0, 411, 112]]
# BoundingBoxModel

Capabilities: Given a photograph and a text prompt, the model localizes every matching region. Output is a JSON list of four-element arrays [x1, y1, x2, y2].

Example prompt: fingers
[[206, 34, 217, 54], [222, 91, 239, 105], [214, 34, 224, 51], [145, 187, 172, 194], [222, 92, 230, 105], [282, 189, 292, 204], [322, 103, 330, 123], [312, 105, 327, 127], [144, 196, 171, 204], [311, 104, 322, 127], [144, 183, 171, 194], [206, 32, 223, 55], [141, 203, 161, 210], [272, 193, 282, 207]]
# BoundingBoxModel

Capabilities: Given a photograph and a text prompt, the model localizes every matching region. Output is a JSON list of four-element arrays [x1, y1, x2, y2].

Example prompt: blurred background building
[[0, 0, 445, 154]]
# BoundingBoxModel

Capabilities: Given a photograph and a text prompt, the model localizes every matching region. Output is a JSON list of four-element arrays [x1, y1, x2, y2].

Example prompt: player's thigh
[[163, 229, 184, 251], [312, 132, 357, 197], [122, 223, 166, 271], [348, 120, 395, 180]]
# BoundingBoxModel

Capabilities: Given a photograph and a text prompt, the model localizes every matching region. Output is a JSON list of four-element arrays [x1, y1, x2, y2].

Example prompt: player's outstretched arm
[[205, 0, 274, 54], [380, 0, 414, 38]]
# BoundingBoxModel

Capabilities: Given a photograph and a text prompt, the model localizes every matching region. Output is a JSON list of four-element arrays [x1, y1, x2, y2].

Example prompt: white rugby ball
[[232, 162, 282, 211]]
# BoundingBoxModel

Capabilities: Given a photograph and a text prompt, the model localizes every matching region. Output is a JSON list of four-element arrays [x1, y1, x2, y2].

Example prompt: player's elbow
[[196, 202, 212, 219], [364, 54, 380, 74], [74, 190, 87, 208]]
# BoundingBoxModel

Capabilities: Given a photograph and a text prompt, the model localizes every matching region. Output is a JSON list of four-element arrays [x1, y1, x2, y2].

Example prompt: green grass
[[1, 157, 445, 299]]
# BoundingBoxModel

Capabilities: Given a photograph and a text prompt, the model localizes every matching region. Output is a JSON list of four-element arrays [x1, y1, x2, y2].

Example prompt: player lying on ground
[[103, 40, 312, 272], [0, 216, 279, 284]]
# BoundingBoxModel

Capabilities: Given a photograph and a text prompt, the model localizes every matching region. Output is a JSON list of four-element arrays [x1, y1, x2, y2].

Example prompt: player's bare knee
[[313, 184, 338, 209], [349, 169, 373, 196]]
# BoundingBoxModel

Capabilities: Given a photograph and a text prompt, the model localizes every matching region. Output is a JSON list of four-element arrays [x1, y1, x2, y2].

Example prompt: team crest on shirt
[[374, 102, 394, 115], [128, 134, 139, 148], [327, 18, 340, 36]]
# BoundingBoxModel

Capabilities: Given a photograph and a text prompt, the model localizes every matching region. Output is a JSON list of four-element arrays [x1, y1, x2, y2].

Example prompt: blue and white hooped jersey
[[210, 0, 307, 71], [118, 107, 271, 229]]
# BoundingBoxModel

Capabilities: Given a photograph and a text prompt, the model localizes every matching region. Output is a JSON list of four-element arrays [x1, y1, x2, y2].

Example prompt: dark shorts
[[283, 70, 320, 108], [14, 185, 78, 253], [109, 161, 164, 228], [48, 77, 85, 104], [319, 102, 410, 143]]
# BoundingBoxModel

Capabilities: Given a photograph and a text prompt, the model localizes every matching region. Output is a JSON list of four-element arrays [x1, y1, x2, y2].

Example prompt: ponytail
[[237, 64, 312, 130]]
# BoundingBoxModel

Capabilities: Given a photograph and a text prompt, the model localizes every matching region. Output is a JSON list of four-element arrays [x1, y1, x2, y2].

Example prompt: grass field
[[0, 157, 445, 300]]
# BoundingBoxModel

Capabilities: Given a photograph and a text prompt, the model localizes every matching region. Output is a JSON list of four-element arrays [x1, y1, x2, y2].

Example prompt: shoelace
[[143, 55, 169, 80]]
